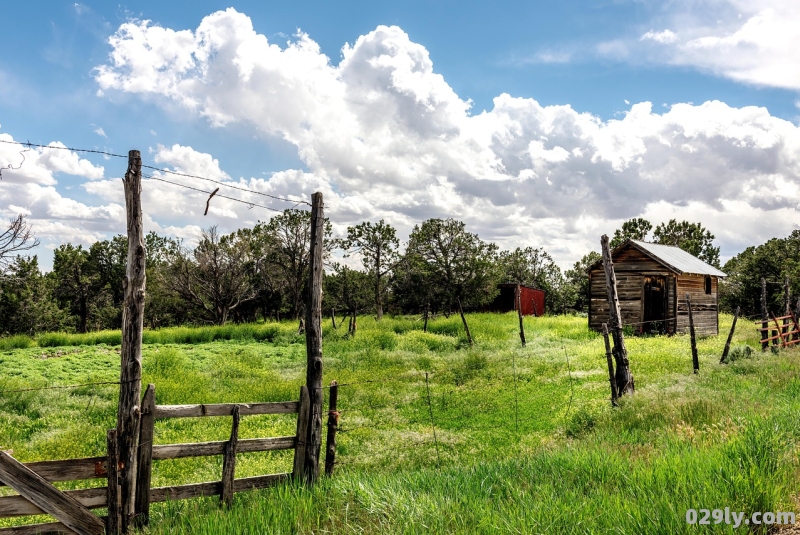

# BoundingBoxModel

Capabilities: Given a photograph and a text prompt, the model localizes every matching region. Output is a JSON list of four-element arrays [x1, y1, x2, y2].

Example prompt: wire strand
[[141, 164, 310, 206], [143, 174, 287, 213]]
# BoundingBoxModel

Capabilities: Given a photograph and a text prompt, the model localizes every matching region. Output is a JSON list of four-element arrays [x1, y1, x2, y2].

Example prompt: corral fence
[[0, 149, 330, 534], [0, 384, 320, 535]]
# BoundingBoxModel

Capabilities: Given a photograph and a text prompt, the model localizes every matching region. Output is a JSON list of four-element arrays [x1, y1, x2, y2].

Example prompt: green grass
[[1, 313, 799, 533]]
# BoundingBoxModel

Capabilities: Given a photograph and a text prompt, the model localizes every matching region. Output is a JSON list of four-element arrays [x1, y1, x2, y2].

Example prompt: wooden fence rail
[[757, 313, 800, 349], [0, 384, 316, 534], [133, 383, 311, 528]]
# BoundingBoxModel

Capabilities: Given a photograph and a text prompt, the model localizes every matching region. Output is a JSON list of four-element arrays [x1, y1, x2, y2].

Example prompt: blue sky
[[1, 1, 799, 270]]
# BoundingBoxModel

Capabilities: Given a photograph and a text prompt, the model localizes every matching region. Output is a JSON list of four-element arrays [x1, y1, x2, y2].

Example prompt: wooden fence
[[757, 312, 800, 350], [0, 385, 313, 534]]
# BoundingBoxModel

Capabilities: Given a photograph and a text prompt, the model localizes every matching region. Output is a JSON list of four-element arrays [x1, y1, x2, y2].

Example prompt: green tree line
[[1, 212, 794, 336]]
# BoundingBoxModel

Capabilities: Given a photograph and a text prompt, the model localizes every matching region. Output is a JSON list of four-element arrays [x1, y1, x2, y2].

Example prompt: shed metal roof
[[627, 240, 727, 277]]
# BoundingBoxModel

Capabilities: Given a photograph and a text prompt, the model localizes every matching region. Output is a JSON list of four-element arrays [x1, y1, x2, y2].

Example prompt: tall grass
[[1, 313, 798, 533], [31, 322, 303, 348]]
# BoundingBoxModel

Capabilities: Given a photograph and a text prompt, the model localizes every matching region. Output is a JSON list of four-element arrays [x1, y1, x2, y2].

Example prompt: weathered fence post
[[324, 380, 339, 476], [517, 285, 526, 347], [134, 384, 155, 527], [304, 192, 324, 485], [686, 294, 699, 373], [600, 235, 633, 395], [107, 429, 121, 535], [720, 306, 740, 363], [220, 406, 240, 507], [601, 323, 618, 406], [119, 150, 145, 532], [761, 278, 768, 350], [457, 296, 474, 347]]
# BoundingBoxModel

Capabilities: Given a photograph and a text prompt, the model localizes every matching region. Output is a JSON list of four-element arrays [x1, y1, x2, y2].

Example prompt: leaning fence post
[[687, 294, 699, 373], [119, 149, 145, 532], [601, 323, 618, 406], [600, 235, 633, 395], [720, 307, 740, 363], [324, 381, 339, 476], [107, 429, 121, 535], [304, 192, 325, 485], [134, 384, 155, 527]]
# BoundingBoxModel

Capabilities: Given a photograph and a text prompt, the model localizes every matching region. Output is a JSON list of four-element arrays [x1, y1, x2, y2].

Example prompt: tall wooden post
[[304, 192, 324, 484], [720, 306, 740, 363], [118, 150, 145, 532], [600, 235, 633, 395], [517, 285, 526, 347], [687, 294, 699, 373], [761, 277, 768, 351]]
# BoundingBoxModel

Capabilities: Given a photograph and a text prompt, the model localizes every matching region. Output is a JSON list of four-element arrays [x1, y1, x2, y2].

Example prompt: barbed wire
[[0, 138, 128, 159], [0, 138, 308, 208], [143, 174, 284, 213], [142, 165, 309, 206]]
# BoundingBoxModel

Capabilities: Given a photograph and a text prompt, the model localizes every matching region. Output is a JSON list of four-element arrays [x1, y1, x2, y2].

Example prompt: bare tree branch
[[0, 215, 40, 272]]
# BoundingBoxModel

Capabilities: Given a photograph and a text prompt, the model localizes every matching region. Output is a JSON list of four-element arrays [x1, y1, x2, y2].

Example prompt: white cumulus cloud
[[63, 9, 800, 266]]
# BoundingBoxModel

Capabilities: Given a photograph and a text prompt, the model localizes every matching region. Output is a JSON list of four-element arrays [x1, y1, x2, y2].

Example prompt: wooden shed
[[588, 240, 726, 335], [491, 284, 545, 316]]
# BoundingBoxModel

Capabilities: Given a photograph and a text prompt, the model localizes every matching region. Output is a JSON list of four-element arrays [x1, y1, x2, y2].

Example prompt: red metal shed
[[492, 284, 545, 316]]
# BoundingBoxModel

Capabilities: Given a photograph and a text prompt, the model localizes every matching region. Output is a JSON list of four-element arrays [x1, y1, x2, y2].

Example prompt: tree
[[51, 244, 98, 333], [653, 219, 720, 267], [0, 256, 66, 335], [341, 220, 399, 320], [564, 251, 601, 313], [610, 218, 653, 249], [143, 232, 188, 328], [324, 263, 372, 334], [720, 230, 800, 317], [407, 218, 499, 345], [259, 209, 332, 320], [165, 227, 257, 325], [0, 214, 39, 274]]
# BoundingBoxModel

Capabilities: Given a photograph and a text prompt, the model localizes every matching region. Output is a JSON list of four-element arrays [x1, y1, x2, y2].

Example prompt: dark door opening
[[643, 276, 667, 334]]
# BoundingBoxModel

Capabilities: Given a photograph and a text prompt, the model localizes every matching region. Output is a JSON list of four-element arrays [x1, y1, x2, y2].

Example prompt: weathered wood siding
[[588, 244, 719, 335], [676, 274, 719, 335]]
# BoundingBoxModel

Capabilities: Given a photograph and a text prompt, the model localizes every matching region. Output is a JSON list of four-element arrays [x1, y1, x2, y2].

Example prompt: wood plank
[[0, 452, 104, 535], [0, 458, 106, 488], [154, 401, 299, 419], [232, 473, 289, 492], [0, 487, 106, 518], [0, 521, 73, 534], [151, 436, 296, 460], [148, 474, 290, 505]]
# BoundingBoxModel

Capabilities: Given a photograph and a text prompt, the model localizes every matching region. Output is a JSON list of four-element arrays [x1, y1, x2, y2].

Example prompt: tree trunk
[[79, 296, 88, 333], [423, 302, 429, 333], [331, 309, 337, 329]]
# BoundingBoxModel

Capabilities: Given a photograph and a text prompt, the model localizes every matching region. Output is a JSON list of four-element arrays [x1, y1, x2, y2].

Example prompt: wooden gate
[[0, 449, 111, 535]]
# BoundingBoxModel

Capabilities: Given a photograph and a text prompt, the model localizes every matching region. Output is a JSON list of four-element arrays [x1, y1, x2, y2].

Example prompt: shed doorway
[[642, 276, 667, 334]]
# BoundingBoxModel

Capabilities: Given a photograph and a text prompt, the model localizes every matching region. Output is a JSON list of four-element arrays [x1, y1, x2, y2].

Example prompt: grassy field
[[1, 313, 799, 533]]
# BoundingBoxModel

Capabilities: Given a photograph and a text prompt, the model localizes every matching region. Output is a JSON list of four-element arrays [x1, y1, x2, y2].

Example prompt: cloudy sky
[[1, 1, 799, 270]]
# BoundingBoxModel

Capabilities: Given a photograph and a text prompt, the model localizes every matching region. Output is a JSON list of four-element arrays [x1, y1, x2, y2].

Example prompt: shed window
[[704, 276, 712, 295]]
